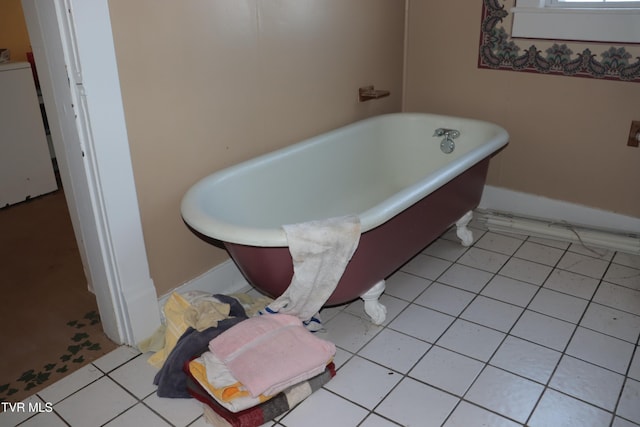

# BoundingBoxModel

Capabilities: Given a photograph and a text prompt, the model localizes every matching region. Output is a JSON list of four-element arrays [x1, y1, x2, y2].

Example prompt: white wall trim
[[511, 4, 640, 44], [158, 260, 251, 309], [479, 185, 640, 234], [22, 0, 162, 346], [68, 0, 162, 345]]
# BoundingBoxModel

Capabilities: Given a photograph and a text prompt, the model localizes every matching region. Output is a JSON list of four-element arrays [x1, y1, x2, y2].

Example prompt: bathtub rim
[[181, 112, 509, 247]]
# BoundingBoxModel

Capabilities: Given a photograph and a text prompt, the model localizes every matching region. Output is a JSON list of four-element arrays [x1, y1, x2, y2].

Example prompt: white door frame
[[21, 0, 161, 346]]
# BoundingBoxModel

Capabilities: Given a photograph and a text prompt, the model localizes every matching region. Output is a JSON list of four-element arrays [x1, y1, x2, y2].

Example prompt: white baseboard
[[478, 185, 640, 254], [158, 259, 250, 308], [479, 185, 640, 233], [123, 278, 163, 346]]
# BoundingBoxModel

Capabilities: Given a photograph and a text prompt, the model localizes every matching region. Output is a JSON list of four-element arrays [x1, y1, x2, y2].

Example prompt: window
[[511, 0, 640, 43], [549, 0, 640, 6]]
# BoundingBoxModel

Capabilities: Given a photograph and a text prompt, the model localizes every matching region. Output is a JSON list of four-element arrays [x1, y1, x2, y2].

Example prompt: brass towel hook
[[358, 85, 390, 102]]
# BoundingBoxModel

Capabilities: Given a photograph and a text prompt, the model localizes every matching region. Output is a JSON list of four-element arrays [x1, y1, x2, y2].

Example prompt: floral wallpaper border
[[478, 0, 640, 82]]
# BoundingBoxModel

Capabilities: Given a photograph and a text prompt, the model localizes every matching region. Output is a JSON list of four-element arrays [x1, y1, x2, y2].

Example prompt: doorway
[[1, 0, 163, 403], [0, 0, 119, 402], [20, 0, 162, 351]]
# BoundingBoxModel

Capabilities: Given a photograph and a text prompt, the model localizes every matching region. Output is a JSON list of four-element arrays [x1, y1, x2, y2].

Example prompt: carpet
[[0, 189, 118, 405]]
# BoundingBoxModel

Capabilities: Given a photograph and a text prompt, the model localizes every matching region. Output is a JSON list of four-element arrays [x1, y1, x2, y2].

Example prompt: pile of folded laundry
[[141, 215, 363, 425], [142, 291, 336, 427]]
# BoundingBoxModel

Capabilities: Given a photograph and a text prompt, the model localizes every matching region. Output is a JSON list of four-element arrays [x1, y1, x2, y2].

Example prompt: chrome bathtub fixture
[[433, 128, 460, 154], [433, 128, 460, 139], [358, 85, 390, 102]]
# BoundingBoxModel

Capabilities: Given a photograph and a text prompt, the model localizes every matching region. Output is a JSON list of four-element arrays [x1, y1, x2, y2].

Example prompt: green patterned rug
[[0, 310, 117, 405]]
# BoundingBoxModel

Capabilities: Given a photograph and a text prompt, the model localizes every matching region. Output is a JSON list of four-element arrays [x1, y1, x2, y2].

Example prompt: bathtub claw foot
[[455, 211, 474, 247], [361, 280, 387, 325]]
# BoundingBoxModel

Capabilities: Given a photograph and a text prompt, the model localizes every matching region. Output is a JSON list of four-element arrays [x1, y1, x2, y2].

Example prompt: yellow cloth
[[147, 293, 193, 368], [189, 354, 333, 413], [189, 358, 269, 404], [230, 293, 273, 317], [146, 292, 231, 369], [185, 299, 231, 332], [137, 324, 166, 353]]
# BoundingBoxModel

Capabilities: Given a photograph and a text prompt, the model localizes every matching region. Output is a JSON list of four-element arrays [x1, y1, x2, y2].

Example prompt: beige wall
[[405, 2, 640, 220], [0, 0, 31, 62], [108, 0, 405, 296]]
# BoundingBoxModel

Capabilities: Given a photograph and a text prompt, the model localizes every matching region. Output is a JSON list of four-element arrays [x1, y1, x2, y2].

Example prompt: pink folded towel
[[208, 314, 335, 397]]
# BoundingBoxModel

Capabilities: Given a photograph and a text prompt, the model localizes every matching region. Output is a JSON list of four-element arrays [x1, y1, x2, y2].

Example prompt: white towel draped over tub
[[263, 215, 361, 326]]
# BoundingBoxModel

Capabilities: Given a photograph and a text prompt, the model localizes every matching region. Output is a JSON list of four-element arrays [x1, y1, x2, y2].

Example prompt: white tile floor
[[3, 224, 640, 427]]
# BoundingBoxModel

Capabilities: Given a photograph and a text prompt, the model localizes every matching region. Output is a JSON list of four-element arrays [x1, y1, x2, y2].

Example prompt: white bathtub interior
[[181, 113, 508, 246]]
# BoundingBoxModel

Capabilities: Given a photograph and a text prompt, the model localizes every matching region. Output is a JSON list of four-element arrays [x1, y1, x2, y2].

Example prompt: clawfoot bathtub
[[181, 113, 508, 324]]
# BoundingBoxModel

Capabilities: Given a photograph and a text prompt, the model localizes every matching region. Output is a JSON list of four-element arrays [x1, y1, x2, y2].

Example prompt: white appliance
[[0, 61, 58, 207]]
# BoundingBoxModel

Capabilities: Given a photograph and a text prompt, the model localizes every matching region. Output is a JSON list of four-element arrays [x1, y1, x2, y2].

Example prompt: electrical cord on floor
[[553, 220, 609, 258]]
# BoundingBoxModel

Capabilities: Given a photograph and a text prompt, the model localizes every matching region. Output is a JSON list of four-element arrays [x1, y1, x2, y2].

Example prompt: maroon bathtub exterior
[[224, 158, 491, 306]]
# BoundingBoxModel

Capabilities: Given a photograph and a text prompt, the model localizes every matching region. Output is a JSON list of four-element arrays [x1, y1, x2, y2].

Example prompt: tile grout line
[[23, 352, 152, 427], [306, 231, 478, 427], [410, 231, 639, 425], [374, 229, 527, 426], [14, 227, 640, 427], [450, 233, 539, 426], [607, 255, 640, 427], [373, 230, 545, 426]]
